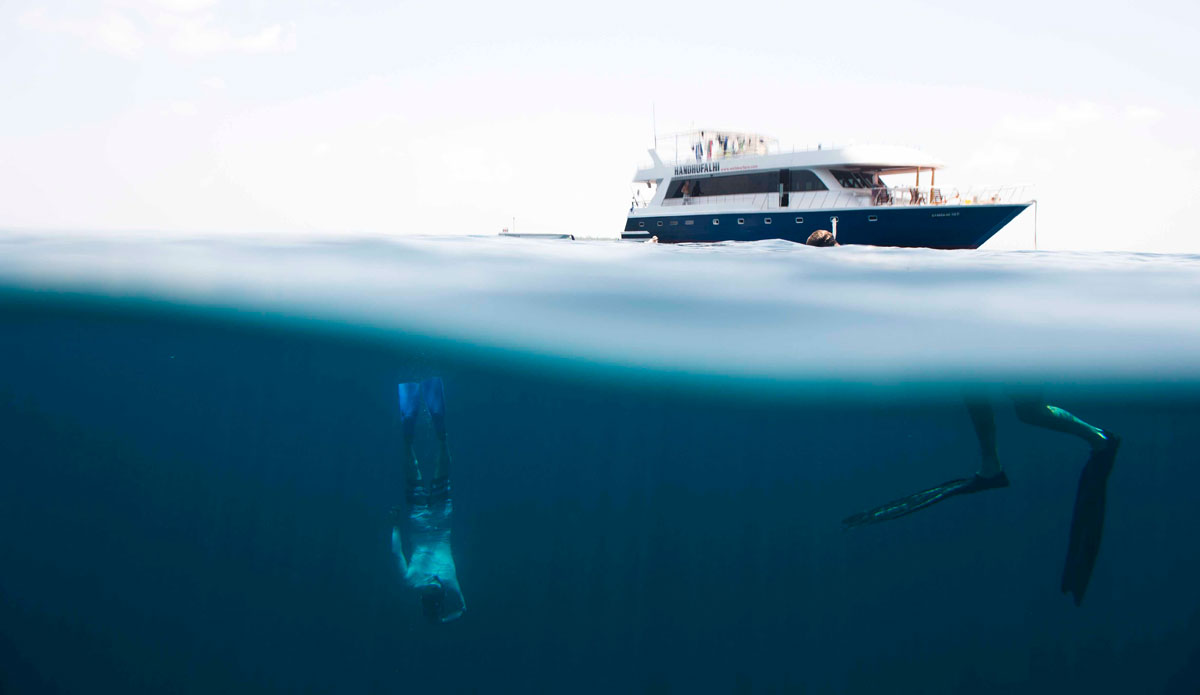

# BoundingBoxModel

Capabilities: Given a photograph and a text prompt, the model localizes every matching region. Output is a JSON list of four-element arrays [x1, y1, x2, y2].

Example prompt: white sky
[[2, 0, 1198, 251]]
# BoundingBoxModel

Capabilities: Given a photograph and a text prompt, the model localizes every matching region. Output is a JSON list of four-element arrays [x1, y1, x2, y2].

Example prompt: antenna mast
[[652, 103, 657, 150]]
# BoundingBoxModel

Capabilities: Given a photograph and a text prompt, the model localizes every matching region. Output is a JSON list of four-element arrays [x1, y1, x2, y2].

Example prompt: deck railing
[[642, 141, 929, 170], [631, 185, 1032, 212]]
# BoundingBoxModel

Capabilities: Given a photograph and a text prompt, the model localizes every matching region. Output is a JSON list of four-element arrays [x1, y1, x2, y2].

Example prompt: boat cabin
[[631, 130, 962, 211]]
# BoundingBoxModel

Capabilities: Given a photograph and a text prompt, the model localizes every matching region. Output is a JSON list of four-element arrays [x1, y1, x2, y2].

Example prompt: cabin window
[[787, 169, 828, 192], [831, 170, 880, 189], [737, 218, 745, 225], [666, 171, 776, 199], [795, 217, 804, 224], [666, 169, 828, 198], [657, 221, 663, 227], [713, 218, 719, 225], [868, 215, 878, 222], [684, 220, 693, 225], [639, 222, 645, 227], [765, 217, 772, 224]]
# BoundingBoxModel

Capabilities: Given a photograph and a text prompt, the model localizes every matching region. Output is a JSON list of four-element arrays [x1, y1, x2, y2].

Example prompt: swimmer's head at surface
[[806, 230, 837, 247]]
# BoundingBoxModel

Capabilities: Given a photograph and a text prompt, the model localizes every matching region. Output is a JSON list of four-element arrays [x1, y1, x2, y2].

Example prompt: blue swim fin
[[398, 382, 422, 419], [420, 377, 446, 439], [398, 382, 422, 441]]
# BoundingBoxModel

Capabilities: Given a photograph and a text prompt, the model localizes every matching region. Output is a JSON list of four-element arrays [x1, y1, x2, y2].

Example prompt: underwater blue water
[[2, 233, 1200, 693]]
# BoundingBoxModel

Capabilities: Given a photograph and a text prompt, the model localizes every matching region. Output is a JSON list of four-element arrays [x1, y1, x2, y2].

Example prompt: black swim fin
[[843, 472, 1010, 529], [1061, 431, 1121, 606]]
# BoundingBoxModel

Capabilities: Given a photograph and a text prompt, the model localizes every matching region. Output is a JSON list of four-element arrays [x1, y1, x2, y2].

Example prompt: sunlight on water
[[2, 233, 1199, 389]]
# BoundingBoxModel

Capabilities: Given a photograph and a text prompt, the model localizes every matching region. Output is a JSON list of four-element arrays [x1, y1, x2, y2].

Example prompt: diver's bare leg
[[1011, 399, 1108, 451], [422, 377, 450, 482], [965, 397, 1003, 478], [402, 417, 421, 483], [398, 381, 424, 484], [433, 428, 450, 481]]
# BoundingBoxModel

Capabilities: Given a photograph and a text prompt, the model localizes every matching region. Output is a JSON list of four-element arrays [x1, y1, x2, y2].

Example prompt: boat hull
[[622, 204, 1029, 249]]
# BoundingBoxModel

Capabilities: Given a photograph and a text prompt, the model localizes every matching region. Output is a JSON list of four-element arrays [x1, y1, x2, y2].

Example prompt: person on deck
[[390, 377, 466, 623]]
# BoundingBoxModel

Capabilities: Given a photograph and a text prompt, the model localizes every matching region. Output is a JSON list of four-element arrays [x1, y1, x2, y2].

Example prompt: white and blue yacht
[[624, 131, 1031, 248]]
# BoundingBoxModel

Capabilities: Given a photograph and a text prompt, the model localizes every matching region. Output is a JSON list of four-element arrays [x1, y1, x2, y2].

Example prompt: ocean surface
[[2, 233, 1199, 693]]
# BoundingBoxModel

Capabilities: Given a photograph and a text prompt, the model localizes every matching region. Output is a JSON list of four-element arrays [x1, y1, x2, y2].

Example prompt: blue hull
[[623, 204, 1029, 249]]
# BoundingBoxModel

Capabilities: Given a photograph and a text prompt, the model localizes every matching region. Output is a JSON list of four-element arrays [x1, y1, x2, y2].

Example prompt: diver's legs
[[398, 382, 423, 483], [421, 377, 450, 481], [1011, 399, 1109, 451], [434, 437, 451, 481], [965, 397, 1002, 478], [402, 429, 421, 483]]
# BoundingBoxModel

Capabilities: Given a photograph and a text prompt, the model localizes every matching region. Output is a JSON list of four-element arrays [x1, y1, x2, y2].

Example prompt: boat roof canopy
[[829, 144, 945, 172], [635, 136, 945, 181]]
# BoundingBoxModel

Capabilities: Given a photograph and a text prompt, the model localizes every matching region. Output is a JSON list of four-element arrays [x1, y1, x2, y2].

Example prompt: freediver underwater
[[842, 394, 1121, 606], [390, 377, 466, 623]]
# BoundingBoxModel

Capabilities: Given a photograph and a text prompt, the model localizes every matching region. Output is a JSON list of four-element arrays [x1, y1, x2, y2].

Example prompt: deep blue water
[[2, 235, 1200, 693]]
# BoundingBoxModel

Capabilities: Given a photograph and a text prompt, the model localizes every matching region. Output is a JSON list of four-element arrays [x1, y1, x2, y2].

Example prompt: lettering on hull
[[674, 163, 720, 175]]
